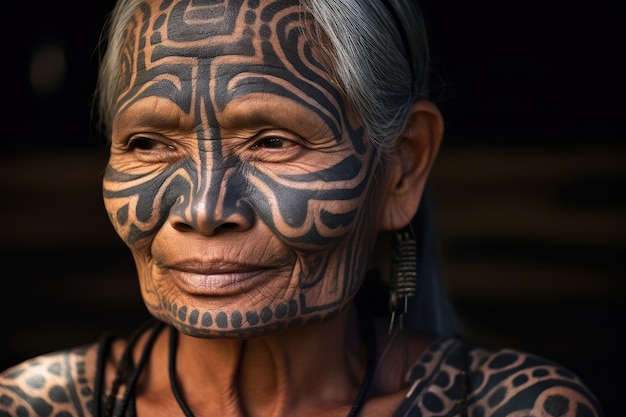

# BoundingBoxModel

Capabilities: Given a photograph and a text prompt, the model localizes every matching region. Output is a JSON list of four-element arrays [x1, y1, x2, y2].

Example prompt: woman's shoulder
[[466, 342, 604, 416], [397, 335, 605, 416], [0, 340, 108, 417]]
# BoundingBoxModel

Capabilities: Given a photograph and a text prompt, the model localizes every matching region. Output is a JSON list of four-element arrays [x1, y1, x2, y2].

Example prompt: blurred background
[[1, 0, 623, 414]]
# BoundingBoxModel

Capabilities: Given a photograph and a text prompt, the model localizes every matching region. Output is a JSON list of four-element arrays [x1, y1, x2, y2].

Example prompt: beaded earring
[[388, 226, 418, 334]]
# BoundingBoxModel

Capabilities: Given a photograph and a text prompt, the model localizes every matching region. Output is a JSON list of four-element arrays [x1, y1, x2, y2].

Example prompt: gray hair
[[95, 0, 143, 139], [303, 0, 430, 150]]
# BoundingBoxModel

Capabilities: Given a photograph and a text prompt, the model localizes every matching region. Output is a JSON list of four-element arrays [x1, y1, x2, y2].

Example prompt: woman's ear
[[380, 100, 443, 230]]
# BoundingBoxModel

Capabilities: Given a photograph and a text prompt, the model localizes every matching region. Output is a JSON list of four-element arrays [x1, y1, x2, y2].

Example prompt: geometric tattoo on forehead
[[118, 0, 364, 147]]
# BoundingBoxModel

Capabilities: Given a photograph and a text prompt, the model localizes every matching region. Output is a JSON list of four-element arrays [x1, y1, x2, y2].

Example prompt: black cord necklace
[[168, 316, 377, 417]]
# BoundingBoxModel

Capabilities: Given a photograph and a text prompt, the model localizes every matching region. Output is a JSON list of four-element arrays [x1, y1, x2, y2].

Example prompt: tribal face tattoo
[[103, 0, 393, 337]]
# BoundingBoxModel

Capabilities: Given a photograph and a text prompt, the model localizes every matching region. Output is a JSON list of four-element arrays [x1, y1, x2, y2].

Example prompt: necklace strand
[[168, 317, 377, 417]]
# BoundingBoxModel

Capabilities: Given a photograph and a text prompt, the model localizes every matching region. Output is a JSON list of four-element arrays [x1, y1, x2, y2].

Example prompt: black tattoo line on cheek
[[250, 154, 370, 245], [104, 152, 370, 247]]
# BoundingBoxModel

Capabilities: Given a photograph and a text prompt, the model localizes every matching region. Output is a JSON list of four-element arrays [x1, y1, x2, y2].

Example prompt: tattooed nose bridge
[[169, 169, 255, 235]]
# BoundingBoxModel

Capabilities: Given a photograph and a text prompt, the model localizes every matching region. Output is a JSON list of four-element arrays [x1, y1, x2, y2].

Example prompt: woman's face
[[103, 0, 392, 337]]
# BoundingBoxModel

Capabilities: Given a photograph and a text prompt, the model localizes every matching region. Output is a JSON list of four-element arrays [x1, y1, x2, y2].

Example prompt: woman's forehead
[[114, 0, 356, 135]]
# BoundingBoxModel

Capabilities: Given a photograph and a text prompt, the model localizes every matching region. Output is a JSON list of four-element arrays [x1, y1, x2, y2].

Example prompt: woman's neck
[[137, 305, 370, 417]]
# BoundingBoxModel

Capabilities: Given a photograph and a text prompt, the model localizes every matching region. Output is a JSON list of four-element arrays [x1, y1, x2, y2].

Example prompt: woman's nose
[[168, 178, 255, 236]]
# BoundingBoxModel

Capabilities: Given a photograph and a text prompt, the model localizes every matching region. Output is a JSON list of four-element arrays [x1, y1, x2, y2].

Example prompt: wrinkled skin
[[102, 0, 389, 338]]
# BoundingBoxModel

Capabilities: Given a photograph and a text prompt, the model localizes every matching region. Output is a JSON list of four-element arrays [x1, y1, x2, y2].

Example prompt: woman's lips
[[163, 261, 275, 296]]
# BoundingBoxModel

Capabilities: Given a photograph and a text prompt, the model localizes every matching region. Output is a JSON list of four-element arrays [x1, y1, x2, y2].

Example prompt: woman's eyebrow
[[220, 101, 325, 131], [117, 102, 191, 131]]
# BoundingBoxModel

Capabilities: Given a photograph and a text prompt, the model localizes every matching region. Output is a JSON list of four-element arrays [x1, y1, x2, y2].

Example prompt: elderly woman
[[0, 0, 604, 416]]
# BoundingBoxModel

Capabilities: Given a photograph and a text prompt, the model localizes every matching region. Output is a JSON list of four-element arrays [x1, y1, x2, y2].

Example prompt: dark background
[[1, 1, 623, 415]]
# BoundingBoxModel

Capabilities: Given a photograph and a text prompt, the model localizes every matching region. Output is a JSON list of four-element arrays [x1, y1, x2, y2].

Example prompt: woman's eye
[[128, 137, 172, 151], [250, 137, 292, 150]]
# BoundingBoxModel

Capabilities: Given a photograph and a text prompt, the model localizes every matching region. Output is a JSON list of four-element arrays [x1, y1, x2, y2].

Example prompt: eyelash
[[128, 137, 173, 151], [249, 136, 292, 150]]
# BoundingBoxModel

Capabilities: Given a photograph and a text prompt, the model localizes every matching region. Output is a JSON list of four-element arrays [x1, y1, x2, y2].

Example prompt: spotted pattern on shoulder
[[0, 344, 98, 417], [395, 337, 604, 417]]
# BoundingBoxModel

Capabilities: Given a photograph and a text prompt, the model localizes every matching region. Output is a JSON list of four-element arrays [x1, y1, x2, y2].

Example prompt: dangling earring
[[388, 226, 418, 334]]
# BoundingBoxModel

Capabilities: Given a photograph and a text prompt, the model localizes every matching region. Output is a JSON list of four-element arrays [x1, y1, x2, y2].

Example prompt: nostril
[[172, 220, 242, 235], [172, 222, 195, 233], [214, 222, 240, 233]]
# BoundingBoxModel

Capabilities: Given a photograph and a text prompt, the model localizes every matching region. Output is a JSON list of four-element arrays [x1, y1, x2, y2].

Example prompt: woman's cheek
[[102, 188, 131, 242], [245, 152, 371, 248], [103, 160, 193, 247]]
